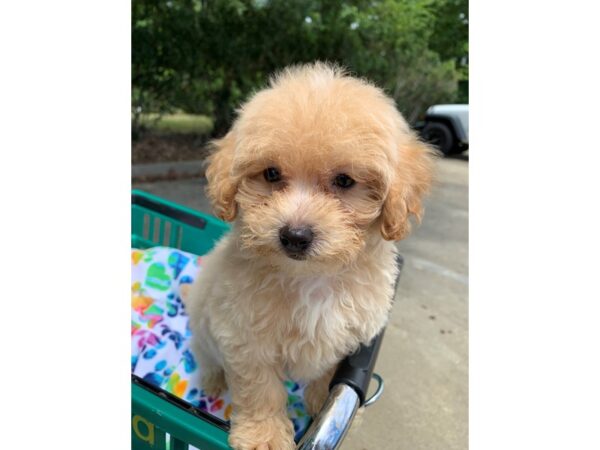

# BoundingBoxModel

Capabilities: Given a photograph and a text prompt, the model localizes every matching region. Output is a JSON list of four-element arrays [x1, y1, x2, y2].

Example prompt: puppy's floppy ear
[[205, 131, 238, 222], [380, 135, 435, 241]]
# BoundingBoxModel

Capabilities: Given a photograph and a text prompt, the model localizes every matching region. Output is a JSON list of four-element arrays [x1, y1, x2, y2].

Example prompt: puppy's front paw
[[201, 368, 227, 397], [229, 414, 295, 450]]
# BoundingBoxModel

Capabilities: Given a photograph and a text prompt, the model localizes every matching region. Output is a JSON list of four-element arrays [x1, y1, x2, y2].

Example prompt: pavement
[[133, 155, 468, 450], [132, 159, 205, 180]]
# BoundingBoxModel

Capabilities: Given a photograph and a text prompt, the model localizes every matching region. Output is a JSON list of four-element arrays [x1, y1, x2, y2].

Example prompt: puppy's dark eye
[[263, 167, 281, 183], [333, 173, 355, 189]]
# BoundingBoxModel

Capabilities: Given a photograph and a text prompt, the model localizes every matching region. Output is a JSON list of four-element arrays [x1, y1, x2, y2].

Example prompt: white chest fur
[[245, 269, 391, 381]]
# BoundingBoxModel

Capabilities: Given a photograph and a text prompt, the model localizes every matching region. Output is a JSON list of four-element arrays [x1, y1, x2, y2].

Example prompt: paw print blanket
[[131, 247, 310, 440]]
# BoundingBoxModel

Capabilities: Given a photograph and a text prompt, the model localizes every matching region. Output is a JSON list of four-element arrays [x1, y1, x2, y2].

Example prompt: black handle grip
[[330, 330, 385, 405]]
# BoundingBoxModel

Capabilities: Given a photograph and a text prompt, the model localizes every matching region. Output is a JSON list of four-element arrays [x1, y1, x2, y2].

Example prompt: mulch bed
[[132, 132, 212, 164]]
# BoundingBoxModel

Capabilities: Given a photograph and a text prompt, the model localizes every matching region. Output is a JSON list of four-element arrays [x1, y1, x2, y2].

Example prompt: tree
[[428, 0, 469, 102], [132, 0, 469, 137]]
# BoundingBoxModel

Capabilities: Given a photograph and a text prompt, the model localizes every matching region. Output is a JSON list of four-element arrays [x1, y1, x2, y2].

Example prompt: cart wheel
[[363, 373, 384, 408]]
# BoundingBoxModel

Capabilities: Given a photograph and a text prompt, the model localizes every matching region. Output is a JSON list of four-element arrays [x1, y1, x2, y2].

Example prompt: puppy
[[185, 62, 434, 450]]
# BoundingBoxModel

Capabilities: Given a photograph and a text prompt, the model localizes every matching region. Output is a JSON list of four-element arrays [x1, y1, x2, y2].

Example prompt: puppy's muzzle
[[279, 225, 314, 260]]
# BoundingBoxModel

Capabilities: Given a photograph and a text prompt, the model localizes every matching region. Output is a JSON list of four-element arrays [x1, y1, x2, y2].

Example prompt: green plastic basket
[[132, 190, 230, 254], [132, 190, 232, 450]]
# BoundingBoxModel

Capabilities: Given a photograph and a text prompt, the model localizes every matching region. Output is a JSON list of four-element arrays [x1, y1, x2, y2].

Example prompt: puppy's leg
[[190, 339, 228, 398], [227, 363, 295, 450], [304, 366, 335, 417], [305, 367, 366, 438], [202, 365, 227, 398]]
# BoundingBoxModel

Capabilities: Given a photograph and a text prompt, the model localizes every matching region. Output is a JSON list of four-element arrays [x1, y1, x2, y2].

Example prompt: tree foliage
[[133, 0, 469, 136]]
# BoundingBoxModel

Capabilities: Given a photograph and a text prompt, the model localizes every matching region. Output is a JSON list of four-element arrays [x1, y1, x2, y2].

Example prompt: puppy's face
[[234, 139, 388, 271], [206, 64, 434, 273]]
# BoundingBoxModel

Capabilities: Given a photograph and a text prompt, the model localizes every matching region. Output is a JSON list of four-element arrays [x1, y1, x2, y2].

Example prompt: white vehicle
[[417, 104, 469, 155]]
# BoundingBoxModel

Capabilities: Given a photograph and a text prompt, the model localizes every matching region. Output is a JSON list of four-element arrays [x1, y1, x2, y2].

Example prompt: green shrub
[[132, 0, 468, 136]]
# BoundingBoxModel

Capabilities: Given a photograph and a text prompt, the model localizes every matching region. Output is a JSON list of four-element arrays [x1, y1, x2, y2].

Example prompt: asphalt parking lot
[[133, 155, 469, 450]]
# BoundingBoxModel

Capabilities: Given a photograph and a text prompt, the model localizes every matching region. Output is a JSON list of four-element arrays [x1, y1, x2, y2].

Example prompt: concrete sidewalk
[[133, 156, 468, 450], [132, 159, 205, 181]]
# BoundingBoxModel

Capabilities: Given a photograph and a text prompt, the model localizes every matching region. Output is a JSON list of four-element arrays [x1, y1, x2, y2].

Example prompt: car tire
[[422, 122, 455, 155]]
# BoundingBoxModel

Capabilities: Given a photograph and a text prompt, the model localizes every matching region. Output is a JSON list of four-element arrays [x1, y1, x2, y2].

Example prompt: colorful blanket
[[132, 247, 310, 440]]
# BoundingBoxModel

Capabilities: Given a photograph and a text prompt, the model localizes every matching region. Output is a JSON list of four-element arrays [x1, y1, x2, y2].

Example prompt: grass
[[139, 113, 213, 135]]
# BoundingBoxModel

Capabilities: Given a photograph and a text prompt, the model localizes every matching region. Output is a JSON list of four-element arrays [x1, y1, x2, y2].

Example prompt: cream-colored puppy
[[185, 62, 434, 450]]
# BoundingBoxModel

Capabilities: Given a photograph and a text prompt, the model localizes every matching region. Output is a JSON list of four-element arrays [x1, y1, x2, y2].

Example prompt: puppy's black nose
[[279, 225, 314, 258]]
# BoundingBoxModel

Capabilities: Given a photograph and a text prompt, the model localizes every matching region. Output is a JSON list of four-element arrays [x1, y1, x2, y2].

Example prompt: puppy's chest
[[254, 277, 366, 377]]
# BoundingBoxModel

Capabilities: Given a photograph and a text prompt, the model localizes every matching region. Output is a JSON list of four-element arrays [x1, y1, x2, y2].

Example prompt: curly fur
[[184, 62, 435, 450]]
